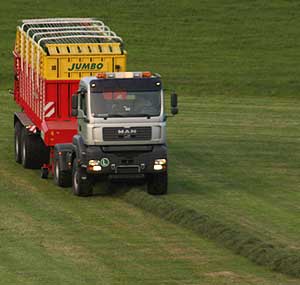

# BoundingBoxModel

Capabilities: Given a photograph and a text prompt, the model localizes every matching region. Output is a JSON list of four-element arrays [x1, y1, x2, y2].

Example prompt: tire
[[21, 128, 49, 169], [147, 172, 168, 195], [14, 121, 22, 163], [72, 161, 93, 196], [54, 159, 72, 187]]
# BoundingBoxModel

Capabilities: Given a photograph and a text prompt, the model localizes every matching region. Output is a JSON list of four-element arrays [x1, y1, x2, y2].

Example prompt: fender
[[54, 143, 74, 172], [72, 135, 87, 166], [14, 112, 33, 128]]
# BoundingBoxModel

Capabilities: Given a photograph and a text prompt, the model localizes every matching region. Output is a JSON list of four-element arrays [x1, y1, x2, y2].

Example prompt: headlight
[[154, 165, 163, 170], [88, 160, 102, 172], [92, 165, 102, 171], [154, 159, 167, 165], [154, 159, 167, 171], [88, 160, 100, 166]]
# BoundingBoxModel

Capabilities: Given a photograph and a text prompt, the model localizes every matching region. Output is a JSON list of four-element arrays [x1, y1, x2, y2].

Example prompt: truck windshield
[[90, 90, 161, 118]]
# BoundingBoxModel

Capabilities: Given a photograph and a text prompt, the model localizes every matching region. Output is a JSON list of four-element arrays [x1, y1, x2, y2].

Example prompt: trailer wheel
[[14, 121, 22, 163], [21, 128, 49, 169], [54, 159, 72, 187], [72, 162, 93, 196], [21, 128, 38, 169], [147, 172, 168, 195]]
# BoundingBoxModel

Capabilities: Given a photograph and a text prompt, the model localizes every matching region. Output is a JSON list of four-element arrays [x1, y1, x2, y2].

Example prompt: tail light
[[142, 71, 152, 78], [96, 72, 106, 79]]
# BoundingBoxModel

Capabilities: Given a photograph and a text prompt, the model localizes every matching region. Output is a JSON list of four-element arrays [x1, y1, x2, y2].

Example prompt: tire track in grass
[[0, 164, 298, 284], [121, 189, 300, 278]]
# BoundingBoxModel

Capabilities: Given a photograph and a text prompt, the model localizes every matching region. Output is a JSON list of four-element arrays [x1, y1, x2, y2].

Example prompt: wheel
[[54, 159, 72, 187], [14, 121, 22, 163], [21, 128, 49, 169], [72, 161, 93, 196], [21, 128, 37, 169], [147, 172, 168, 195]]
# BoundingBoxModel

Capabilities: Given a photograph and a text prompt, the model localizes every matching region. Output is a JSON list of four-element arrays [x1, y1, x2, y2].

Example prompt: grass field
[[0, 126, 298, 284], [1, 0, 300, 283], [168, 94, 300, 250]]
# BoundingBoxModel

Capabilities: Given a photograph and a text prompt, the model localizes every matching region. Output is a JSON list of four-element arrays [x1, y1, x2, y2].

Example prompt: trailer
[[13, 18, 178, 196]]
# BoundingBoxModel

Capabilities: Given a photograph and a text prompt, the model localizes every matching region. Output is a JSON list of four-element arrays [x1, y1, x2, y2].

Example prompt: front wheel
[[72, 162, 93, 196], [54, 159, 72, 187], [147, 172, 168, 195]]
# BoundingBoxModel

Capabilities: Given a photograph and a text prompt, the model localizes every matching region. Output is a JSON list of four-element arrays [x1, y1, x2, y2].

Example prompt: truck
[[13, 18, 178, 196]]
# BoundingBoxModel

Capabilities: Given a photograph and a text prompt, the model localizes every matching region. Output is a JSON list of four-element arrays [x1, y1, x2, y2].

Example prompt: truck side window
[[79, 92, 87, 116]]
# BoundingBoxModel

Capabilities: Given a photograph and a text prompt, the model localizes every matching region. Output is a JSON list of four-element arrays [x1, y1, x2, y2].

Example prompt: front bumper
[[82, 144, 167, 178]]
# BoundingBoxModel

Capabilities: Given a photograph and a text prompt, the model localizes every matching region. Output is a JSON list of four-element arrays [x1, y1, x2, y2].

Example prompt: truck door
[[78, 90, 88, 141]]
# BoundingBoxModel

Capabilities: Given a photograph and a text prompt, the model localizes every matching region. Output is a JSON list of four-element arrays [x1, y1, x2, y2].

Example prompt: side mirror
[[171, 93, 178, 115], [71, 94, 78, 117]]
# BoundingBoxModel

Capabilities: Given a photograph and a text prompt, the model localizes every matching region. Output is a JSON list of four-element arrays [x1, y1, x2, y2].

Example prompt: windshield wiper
[[94, 114, 126, 118], [126, 114, 153, 118], [94, 113, 154, 119], [103, 114, 128, 119], [108, 114, 127, 117]]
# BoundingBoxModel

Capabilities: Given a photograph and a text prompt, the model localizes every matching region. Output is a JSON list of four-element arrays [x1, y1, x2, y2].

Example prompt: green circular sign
[[100, 158, 110, 167]]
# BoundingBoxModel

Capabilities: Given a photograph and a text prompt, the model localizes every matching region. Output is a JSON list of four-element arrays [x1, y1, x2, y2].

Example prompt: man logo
[[118, 128, 137, 139]]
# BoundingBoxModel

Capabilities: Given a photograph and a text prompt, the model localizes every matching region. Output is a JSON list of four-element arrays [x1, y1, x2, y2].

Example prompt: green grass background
[[1, 0, 300, 283]]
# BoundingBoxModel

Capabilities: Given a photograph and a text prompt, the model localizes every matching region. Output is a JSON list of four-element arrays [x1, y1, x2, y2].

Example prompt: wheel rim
[[55, 161, 60, 181], [73, 167, 79, 192], [15, 135, 19, 158], [21, 141, 26, 164]]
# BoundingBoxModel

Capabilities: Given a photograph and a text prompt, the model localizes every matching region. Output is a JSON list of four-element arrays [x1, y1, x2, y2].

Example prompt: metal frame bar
[[19, 27, 24, 71], [26, 25, 113, 37], [19, 18, 123, 88], [22, 18, 98, 23], [32, 30, 117, 42], [21, 19, 105, 30], [36, 35, 122, 87], [37, 34, 122, 46]]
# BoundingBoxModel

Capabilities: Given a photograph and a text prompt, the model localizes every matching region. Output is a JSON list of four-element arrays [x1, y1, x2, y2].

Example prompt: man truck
[[13, 18, 178, 196]]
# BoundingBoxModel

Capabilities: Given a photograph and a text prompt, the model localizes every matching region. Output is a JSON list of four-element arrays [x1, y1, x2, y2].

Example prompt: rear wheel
[[14, 121, 22, 163], [21, 128, 49, 169], [54, 159, 72, 187], [21, 128, 36, 169], [72, 162, 93, 196], [147, 172, 168, 195]]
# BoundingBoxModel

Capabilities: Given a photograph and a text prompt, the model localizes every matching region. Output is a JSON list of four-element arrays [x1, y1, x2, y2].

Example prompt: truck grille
[[103, 127, 152, 141], [116, 166, 140, 174]]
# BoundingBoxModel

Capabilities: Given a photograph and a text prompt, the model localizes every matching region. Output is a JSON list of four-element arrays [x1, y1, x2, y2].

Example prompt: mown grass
[[122, 189, 300, 278], [167, 94, 300, 250], [1, 0, 300, 282], [0, 96, 297, 284]]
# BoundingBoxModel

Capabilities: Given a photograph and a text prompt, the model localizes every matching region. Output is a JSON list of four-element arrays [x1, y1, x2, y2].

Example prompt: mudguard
[[72, 135, 87, 166], [14, 112, 33, 127], [54, 143, 74, 171]]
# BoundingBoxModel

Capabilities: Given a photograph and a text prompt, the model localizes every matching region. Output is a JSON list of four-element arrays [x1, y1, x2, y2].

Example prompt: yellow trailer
[[13, 18, 127, 151], [14, 18, 127, 80]]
